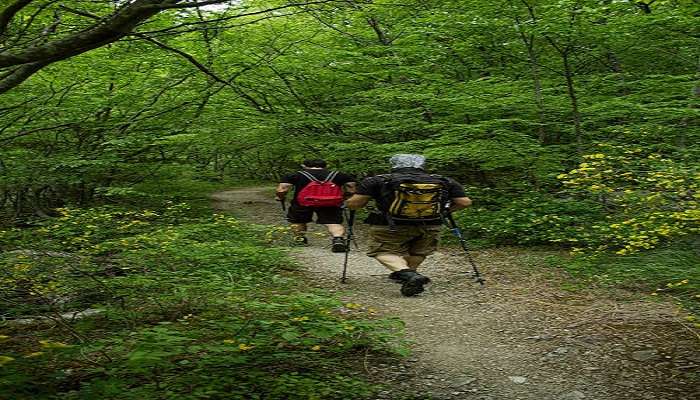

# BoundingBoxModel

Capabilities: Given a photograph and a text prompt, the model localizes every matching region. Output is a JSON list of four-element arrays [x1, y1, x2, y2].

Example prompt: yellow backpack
[[379, 173, 449, 223]]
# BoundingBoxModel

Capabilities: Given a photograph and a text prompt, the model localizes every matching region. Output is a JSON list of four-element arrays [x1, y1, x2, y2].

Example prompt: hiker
[[276, 159, 356, 252], [345, 154, 471, 296]]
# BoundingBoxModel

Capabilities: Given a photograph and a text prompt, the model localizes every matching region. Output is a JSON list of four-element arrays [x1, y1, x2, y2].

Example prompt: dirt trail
[[212, 188, 699, 400]]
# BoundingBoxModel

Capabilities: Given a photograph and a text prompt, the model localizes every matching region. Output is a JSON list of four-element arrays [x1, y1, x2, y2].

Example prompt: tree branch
[[0, 122, 75, 144], [58, 4, 101, 20], [149, 0, 231, 9], [138, 35, 270, 113], [0, 0, 57, 52], [0, 0, 35, 38], [0, 61, 45, 94], [0, 0, 169, 68], [630, 1, 655, 14], [137, 0, 340, 35], [0, 0, 346, 94]]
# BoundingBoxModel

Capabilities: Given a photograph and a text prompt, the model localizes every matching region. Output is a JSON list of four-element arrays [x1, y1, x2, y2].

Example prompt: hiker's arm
[[449, 197, 472, 212], [346, 194, 371, 210], [344, 182, 356, 195], [276, 183, 292, 200]]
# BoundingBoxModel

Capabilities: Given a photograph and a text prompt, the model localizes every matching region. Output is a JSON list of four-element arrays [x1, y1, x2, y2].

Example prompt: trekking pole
[[445, 212, 485, 286], [341, 208, 356, 284]]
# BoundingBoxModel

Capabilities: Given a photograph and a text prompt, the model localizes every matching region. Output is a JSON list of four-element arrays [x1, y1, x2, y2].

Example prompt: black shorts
[[287, 203, 343, 224]]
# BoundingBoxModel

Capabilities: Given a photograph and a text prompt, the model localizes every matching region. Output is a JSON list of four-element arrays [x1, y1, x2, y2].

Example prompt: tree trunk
[[366, 16, 391, 45], [562, 51, 582, 151], [513, 1, 547, 143], [526, 41, 546, 143]]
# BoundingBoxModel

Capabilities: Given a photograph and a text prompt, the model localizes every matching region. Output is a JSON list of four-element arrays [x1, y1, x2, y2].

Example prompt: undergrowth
[[0, 202, 406, 399], [544, 240, 700, 316]]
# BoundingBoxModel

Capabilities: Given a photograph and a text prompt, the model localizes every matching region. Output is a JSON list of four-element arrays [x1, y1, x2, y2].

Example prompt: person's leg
[[367, 226, 410, 272], [404, 255, 426, 270], [316, 207, 346, 252], [367, 226, 429, 296], [394, 226, 435, 296], [287, 203, 313, 245], [325, 224, 345, 237], [326, 224, 346, 252], [407, 226, 441, 269], [290, 223, 308, 242], [375, 253, 410, 272]]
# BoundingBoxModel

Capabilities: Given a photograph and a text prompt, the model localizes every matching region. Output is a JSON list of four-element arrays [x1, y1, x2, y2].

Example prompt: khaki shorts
[[367, 225, 442, 257]]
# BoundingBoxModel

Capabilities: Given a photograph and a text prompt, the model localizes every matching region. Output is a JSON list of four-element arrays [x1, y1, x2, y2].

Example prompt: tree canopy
[[1, 0, 698, 249]]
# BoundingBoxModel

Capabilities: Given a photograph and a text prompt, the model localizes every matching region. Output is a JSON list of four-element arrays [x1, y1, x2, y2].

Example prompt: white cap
[[389, 154, 426, 170]]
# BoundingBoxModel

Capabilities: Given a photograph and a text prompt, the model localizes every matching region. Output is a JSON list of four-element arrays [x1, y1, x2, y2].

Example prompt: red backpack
[[296, 170, 344, 207]]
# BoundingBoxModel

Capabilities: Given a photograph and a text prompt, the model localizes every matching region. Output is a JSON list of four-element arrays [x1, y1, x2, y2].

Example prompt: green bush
[[455, 193, 604, 247], [456, 144, 699, 258], [0, 203, 405, 399], [547, 241, 700, 315]]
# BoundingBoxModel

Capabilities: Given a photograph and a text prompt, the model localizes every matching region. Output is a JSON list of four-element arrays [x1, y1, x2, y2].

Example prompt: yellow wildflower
[[0, 356, 14, 366], [39, 340, 72, 349], [238, 343, 254, 351]]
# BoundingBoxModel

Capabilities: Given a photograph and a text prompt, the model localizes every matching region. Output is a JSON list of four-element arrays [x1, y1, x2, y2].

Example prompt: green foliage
[[0, 203, 404, 399], [546, 241, 700, 315], [1, 1, 698, 387], [557, 143, 698, 255], [455, 193, 605, 247], [458, 143, 698, 253]]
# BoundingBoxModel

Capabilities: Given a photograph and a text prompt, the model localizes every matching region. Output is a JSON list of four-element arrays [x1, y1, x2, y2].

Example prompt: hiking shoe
[[331, 237, 347, 253], [388, 271, 407, 283], [293, 236, 308, 246], [399, 271, 431, 297]]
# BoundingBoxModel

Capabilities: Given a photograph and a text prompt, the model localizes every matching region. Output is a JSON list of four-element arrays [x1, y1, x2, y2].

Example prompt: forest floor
[[212, 187, 699, 400]]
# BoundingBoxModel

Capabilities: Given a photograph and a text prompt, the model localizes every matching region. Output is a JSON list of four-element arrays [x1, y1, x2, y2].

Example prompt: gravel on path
[[213, 187, 700, 400]]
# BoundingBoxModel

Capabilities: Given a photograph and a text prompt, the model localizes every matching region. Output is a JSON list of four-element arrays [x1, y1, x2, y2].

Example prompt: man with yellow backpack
[[345, 154, 472, 296]]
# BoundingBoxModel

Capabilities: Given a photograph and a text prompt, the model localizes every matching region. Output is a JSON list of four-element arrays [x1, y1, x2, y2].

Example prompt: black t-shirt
[[281, 169, 355, 204], [356, 168, 467, 225]]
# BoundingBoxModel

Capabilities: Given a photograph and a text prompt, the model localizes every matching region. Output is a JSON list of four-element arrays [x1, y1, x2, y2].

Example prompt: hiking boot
[[388, 271, 407, 283], [331, 237, 347, 253], [396, 270, 431, 297], [293, 236, 308, 246]]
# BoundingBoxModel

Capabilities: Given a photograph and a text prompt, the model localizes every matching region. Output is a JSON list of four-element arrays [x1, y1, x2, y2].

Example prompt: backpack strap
[[376, 173, 398, 231], [429, 174, 453, 223], [298, 170, 321, 183], [298, 170, 340, 184], [323, 170, 339, 184]]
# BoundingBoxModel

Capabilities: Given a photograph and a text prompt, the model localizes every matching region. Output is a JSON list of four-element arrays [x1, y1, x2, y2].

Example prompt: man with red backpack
[[276, 159, 356, 252], [345, 154, 471, 296]]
